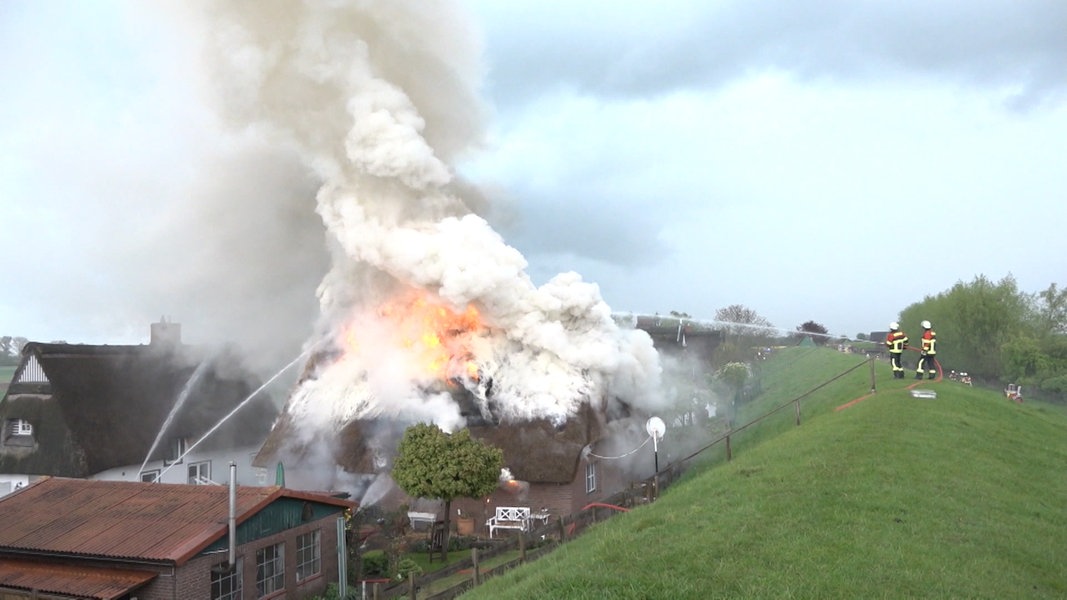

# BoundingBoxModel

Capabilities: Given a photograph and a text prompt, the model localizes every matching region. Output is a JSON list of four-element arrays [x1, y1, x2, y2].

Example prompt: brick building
[[0, 477, 355, 599]]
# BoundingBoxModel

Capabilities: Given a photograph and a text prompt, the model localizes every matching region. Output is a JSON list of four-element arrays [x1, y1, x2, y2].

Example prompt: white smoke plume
[[189, 1, 663, 441]]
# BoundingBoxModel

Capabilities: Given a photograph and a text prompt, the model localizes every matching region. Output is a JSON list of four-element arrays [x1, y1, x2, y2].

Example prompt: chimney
[[150, 316, 182, 346]]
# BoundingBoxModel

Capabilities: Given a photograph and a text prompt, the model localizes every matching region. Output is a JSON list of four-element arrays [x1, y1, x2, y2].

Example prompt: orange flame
[[344, 290, 484, 383]]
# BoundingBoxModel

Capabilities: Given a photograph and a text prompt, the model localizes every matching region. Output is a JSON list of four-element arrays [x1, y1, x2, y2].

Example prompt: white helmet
[[889, 322, 899, 331], [921, 320, 931, 329]]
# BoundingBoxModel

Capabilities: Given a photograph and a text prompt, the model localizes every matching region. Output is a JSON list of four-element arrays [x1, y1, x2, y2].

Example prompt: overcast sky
[[1, 1, 1065, 369]]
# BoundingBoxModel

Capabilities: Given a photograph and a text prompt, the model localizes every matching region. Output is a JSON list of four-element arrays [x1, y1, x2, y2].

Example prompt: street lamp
[[645, 416, 666, 472], [645, 416, 666, 499]]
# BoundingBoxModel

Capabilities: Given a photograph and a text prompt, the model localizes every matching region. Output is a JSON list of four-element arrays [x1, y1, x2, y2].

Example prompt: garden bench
[[486, 506, 531, 537]]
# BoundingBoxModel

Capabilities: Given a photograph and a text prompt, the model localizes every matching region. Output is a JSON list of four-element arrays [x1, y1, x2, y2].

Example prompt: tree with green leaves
[[899, 275, 1067, 400], [1035, 283, 1067, 335], [717, 362, 749, 426], [0, 336, 27, 366], [715, 305, 774, 336], [391, 423, 503, 561], [713, 304, 775, 364], [795, 321, 829, 345]]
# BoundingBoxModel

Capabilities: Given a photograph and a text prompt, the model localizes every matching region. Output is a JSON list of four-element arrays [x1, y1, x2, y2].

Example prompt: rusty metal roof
[[0, 558, 156, 600], [0, 477, 355, 566]]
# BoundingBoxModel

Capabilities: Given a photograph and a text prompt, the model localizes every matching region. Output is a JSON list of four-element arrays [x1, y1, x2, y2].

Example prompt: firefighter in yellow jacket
[[915, 320, 937, 380], [885, 322, 908, 379]]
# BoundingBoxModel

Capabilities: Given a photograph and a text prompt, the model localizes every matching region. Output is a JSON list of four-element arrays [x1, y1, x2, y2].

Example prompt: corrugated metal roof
[[0, 558, 156, 600], [0, 477, 355, 566]]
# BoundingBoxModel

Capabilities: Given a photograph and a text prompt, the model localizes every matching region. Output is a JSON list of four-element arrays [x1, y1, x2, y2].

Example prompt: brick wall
[[128, 514, 343, 600]]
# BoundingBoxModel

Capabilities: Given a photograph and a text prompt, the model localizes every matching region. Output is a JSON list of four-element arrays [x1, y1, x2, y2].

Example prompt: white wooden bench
[[486, 506, 530, 538], [407, 511, 437, 530]]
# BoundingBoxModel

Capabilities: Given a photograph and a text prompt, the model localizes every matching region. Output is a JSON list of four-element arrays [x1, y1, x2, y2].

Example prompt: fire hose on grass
[[836, 349, 942, 411]]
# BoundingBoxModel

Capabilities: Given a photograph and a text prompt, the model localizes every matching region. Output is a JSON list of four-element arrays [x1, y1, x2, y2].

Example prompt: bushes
[[409, 534, 478, 553], [360, 550, 389, 578], [307, 583, 359, 600]]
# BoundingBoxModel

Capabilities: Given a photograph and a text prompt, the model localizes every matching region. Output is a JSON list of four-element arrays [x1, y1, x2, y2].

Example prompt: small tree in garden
[[717, 362, 750, 426], [391, 423, 503, 562]]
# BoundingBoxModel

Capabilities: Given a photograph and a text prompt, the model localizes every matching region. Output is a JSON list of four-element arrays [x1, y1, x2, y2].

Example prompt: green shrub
[[360, 550, 389, 578], [306, 583, 360, 600], [1040, 374, 1067, 394], [409, 533, 477, 553], [396, 558, 423, 579]]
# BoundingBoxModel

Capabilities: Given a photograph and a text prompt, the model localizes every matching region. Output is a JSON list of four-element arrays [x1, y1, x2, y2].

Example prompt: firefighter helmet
[[921, 320, 931, 329], [889, 322, 899, 331]]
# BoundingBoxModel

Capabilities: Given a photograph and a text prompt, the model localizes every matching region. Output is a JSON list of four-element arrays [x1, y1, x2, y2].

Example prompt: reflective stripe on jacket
[[921, 330, 936, 354], [886, 331, 908, 353]]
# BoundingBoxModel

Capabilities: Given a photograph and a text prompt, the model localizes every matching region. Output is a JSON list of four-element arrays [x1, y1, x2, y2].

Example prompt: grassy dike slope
[[464, 349, 1067, 599]]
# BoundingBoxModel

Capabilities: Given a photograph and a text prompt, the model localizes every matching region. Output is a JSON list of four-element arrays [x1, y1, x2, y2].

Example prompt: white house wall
[[90, 444, 271, 486], [0, 474, 33, 498]]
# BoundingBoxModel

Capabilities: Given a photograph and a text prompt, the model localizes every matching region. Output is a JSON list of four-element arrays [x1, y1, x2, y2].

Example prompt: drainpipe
[[228, 462, 237, 570]]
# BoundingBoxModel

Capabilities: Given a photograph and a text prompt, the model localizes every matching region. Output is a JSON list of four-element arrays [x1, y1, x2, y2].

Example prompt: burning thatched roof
[[254, 389, 632, 485], [0, 340, 276, 476]]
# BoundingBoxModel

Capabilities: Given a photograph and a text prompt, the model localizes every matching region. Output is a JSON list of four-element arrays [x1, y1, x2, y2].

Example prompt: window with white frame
[[585, 462, 597, 494], [166, 437, 187, 465], [256, 543, 284, 596], [3, 419, 34, 446], [4, 419, 32, 436], [296, 530, 321, 582], [188, 461, 211, 484], [211, 558, 242, 600], [140, 470, 160, 483]]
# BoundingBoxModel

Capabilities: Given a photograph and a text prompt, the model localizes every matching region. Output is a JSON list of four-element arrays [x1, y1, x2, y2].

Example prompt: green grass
[[461, 348, 1067, 599], [413, 549, 524, 595], [0, 365, 15, 384]]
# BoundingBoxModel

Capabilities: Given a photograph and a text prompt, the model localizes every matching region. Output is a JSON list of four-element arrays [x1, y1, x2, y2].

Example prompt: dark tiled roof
[[0, 477, 354, 566]]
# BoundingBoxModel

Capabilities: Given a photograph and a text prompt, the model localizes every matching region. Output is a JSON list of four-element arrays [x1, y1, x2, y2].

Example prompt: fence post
[[869, 356, 877, 393], [520, 531, 527, 562], [408, 572, 416, 600], [558, 517, 566, 542], [472, 547, 481, 586], [794, 399, 801, 426], [726, 433, 732, 461]]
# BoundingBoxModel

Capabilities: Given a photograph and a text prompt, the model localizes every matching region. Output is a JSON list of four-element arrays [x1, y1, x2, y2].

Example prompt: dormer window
[[9, 419, 33, 436], [3, 419, 35, 448]]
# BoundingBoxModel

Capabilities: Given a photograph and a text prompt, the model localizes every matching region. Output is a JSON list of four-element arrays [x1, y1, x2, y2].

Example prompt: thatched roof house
[[254, 316, 724, 521], [0, 322, 276, 481], [257, 398, 616, 486]]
